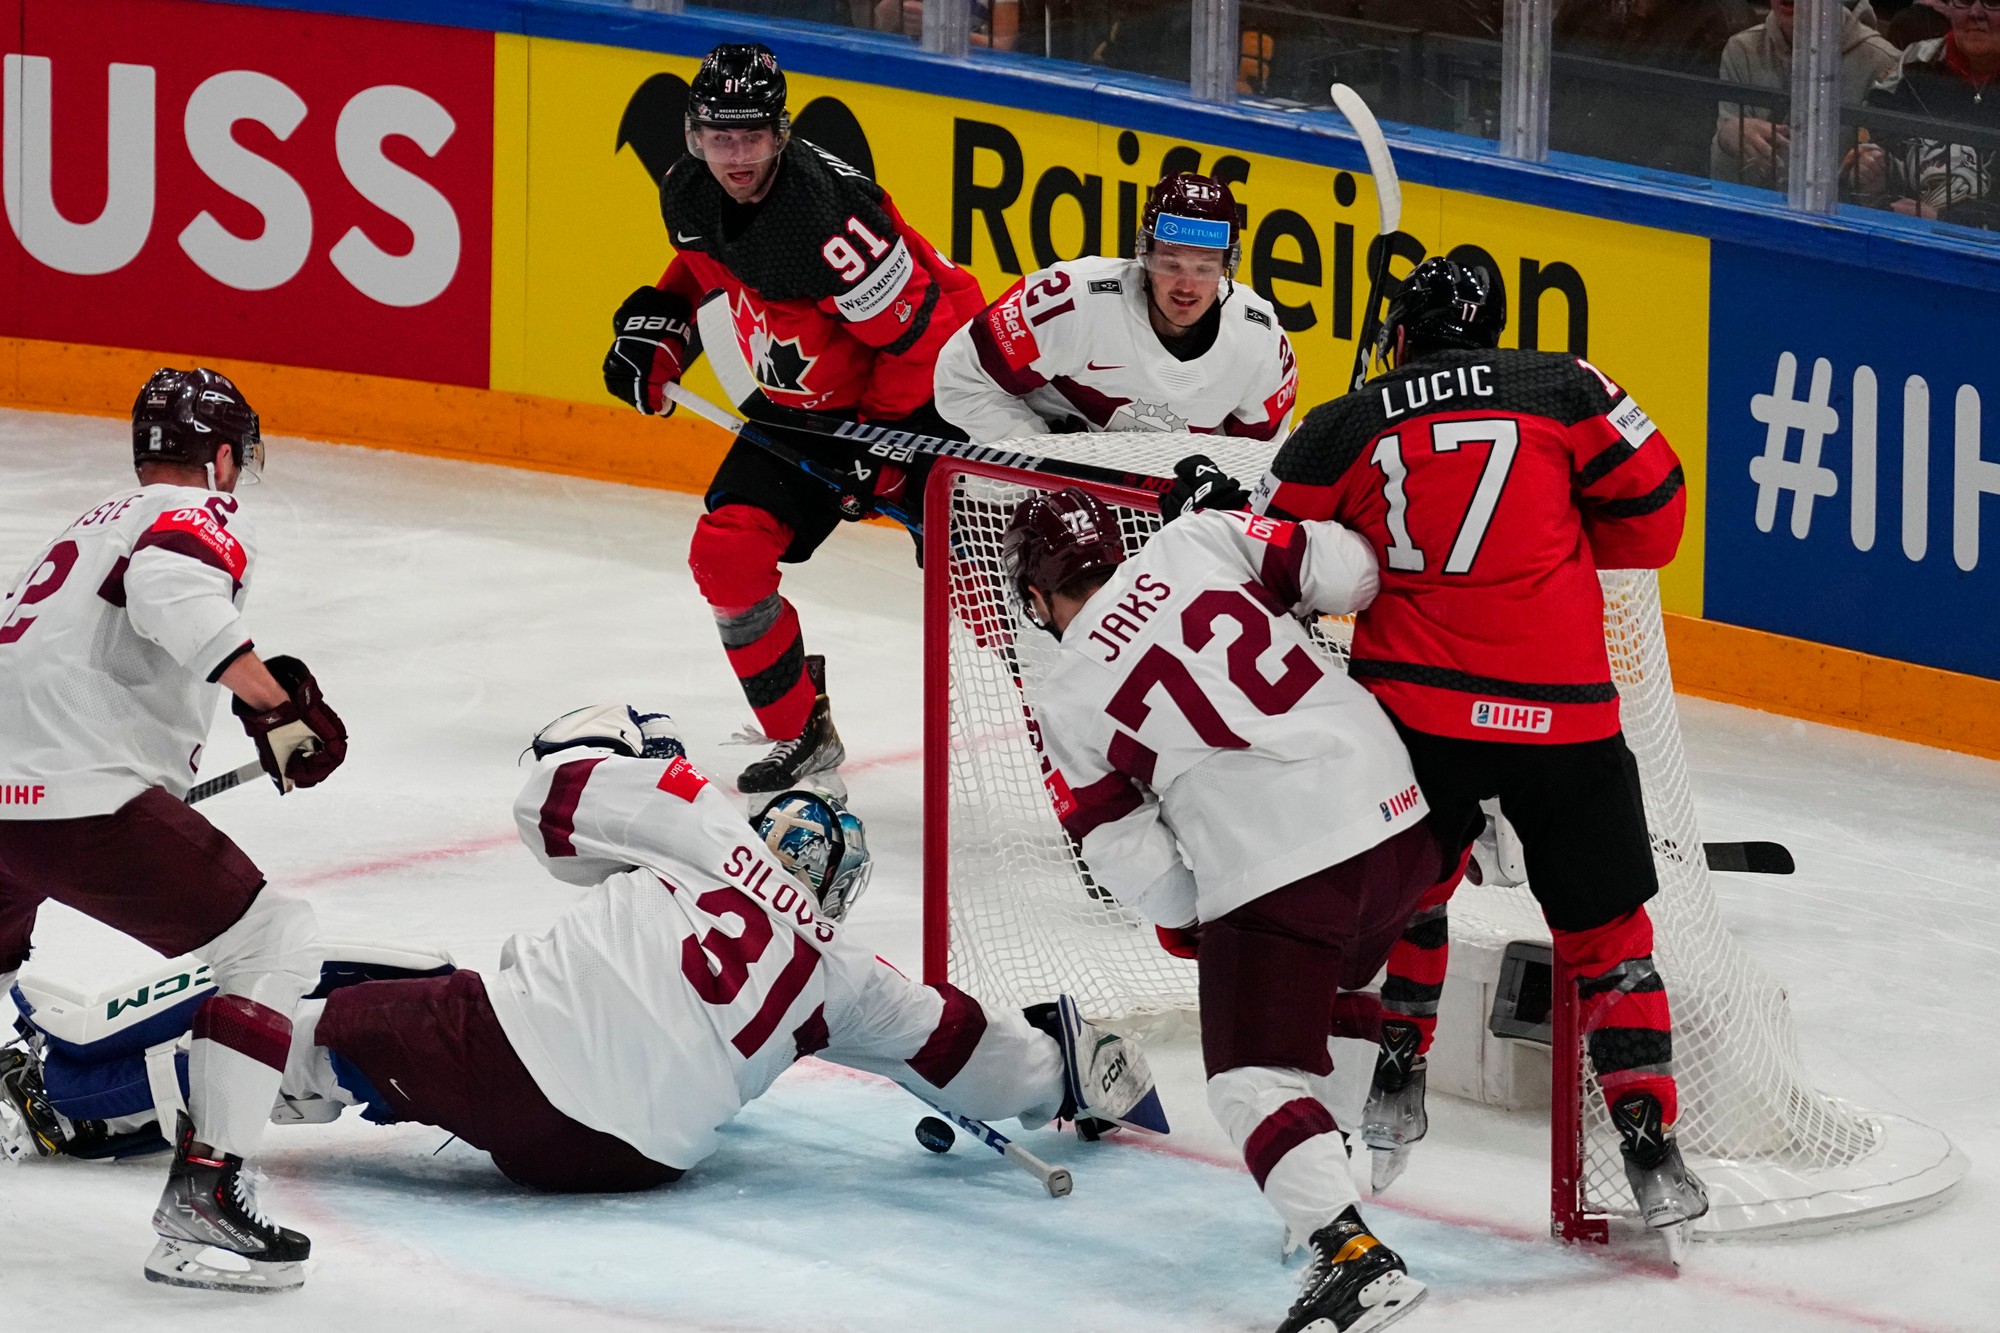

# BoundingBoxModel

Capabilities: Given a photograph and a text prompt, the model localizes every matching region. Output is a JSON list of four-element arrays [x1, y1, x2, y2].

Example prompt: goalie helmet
[[131, 367, 263, 479], [1003, 488, 1126, 630], [1382, 257, 1505, 363], [531, 704, 686, 762], [685, 43, 789, 161], [753, 790, 871, 922]]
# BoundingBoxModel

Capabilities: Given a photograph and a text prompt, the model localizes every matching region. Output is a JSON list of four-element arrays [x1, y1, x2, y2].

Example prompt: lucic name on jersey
[[1252, 348, 1686, 745], [1031, 508, 1426, 929], [491, 748, 1065, 1170], [0, 485, 255, 819], [933, 255, 1299, 445]]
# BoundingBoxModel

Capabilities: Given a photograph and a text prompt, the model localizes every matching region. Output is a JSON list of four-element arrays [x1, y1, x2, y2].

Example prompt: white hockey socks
[[188, 894, 317, 1158], [1209, 1065, 1360, 1248]]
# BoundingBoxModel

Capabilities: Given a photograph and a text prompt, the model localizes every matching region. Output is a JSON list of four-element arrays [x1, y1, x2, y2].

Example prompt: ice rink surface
[[3, 408, 1994, 1332]]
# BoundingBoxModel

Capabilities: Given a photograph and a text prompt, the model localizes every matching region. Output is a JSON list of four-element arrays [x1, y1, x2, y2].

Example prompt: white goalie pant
[[1209, 1064, 1359, 1246], [186, 891, 319, 1158]]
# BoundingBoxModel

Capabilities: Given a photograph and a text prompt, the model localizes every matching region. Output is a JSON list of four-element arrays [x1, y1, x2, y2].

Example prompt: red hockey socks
[[689, 505, 815, 741], [1553, 907, 1678, 1126], [1378, 863, 1462, 1058]]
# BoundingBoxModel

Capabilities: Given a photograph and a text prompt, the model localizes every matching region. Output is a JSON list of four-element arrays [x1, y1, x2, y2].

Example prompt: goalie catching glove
[[1035, 994, 1169, 1134], [232, 655, 347, 792], [602, 284, 695, 416], [1160, 454, 1249, 522]]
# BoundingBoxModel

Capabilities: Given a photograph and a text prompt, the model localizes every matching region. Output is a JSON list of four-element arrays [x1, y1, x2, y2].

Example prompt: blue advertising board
[[1706, 242, 2000, 681]]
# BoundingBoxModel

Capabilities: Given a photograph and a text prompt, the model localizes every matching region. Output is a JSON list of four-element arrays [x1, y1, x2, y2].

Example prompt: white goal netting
[[927, 432, 1965, 1238]]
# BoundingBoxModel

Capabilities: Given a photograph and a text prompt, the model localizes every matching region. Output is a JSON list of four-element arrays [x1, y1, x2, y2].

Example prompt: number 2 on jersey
[[1368, 419, 1519, 575], [0, 540, 80, 645]]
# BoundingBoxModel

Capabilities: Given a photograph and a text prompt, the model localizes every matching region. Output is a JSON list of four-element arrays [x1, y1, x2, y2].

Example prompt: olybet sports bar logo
[[1472, 700, 1552, 734]]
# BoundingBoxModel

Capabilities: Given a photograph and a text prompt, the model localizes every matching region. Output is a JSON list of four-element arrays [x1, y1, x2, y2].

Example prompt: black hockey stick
[[1331, 84, 1403, 394], [1703, 841, 1795, 875], [666, 384, 1177, 499], [185, 760, 267, 804], [903, 1084, 1073, 1198]]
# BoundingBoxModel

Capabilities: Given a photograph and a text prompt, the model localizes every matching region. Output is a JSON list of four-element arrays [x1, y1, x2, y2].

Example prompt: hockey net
[[921, 435, 1965, 1241]]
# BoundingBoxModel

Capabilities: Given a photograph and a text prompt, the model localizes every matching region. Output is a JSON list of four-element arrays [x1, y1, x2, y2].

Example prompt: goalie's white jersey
[[492, 751, 1065, 1170], [1031, 509, 1428, 928], [933, 255, 1298, 445], [0, 484, 256, 819]]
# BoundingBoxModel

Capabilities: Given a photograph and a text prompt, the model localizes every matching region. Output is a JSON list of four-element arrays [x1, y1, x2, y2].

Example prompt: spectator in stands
[[1851, 0, 2000, 227], [1712, 0, 1900, 189], [872, 0, 1021, 48], [1552, 0, 1757, 178], [1883, 0, 1954, 46]]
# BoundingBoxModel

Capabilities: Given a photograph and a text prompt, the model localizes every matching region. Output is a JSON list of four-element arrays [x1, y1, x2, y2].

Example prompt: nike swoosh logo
[[389, 1078, 407, 1097], [674, 231, 704, 245], [1086, 361, 1123, 371]]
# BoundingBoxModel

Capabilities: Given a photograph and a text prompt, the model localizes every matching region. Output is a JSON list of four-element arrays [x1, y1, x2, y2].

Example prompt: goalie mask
[[752, 790, 872, 923], [530, 704, 686, 762]]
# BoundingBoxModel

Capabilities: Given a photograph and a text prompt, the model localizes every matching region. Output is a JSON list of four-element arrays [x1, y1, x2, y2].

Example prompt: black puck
[[915, 1115, 956, 1154]]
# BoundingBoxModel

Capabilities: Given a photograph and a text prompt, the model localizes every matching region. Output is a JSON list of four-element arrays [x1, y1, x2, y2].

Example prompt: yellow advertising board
[[500, 36, 1708, 612]]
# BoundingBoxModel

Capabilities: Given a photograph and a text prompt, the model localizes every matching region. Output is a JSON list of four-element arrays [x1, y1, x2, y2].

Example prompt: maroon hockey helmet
[[131, 367, 263, 479], [1003, 488, 1127, 630], [1138, 173, 1242, 275]]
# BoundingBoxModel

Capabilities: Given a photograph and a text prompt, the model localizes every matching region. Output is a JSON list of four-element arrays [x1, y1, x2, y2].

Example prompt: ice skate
[[737, 654, 846, 796], [146, 1114, 309, 1294], [1277, 1206, 1427, 1333], [1361, 1020, 1427, 1194], [1, 1043, 68, 1161], [1613, 1091, 1708, 1263]]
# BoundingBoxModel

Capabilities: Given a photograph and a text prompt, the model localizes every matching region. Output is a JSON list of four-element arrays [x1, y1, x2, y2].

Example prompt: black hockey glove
[[602, 285, 695, 416], [233, 655, 348, 792], [1160, 454, 1250, 522]]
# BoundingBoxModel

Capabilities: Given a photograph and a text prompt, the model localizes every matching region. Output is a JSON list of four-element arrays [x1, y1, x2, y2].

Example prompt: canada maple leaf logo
[[737, 296, 817, 395]]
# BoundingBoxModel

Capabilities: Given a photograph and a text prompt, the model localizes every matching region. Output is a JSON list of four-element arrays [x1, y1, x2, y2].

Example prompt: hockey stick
[[185, 760, 267, 804], [665, 384, 1178, 498], [1331, 84, 1404, 394], [904, 1086, 1073, 1198]]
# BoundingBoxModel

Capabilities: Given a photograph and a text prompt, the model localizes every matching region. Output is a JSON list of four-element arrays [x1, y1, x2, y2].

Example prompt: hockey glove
[[602, 285, 695, 415], [233, 655, 348, 792], [1155, 922, 1202, 959], [1160, 455, 1250, 522]]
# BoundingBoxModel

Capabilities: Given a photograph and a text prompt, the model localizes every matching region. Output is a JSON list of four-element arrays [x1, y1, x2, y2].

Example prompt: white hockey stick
[[185, 760, 268, 804], [1330, 83, 1404, 392], [905, 1086, 1073, 1198]]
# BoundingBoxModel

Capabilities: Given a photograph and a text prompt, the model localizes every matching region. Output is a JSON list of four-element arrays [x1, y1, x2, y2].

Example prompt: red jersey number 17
[[1367, 418, 1520, 575]]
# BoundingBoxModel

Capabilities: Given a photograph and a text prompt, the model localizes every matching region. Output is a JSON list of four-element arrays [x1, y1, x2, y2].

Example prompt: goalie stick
[[903, 1086, 1073, 1198], [663, 384, 1180, 506], [185, 760, 267, 804], [1330, 83, 1404, 394]]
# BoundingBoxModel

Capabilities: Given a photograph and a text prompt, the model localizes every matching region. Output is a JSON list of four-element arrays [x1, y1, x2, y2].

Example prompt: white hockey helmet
[[531, 704, 686, 762], [752, 790, 872, 922]]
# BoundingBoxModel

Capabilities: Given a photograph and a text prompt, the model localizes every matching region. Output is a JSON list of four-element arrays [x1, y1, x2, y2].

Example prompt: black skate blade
[[1702, 840, 1795, 874], [144, 1238, 305, 1294]]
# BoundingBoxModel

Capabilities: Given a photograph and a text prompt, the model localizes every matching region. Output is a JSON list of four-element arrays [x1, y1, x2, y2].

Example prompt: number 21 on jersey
[[1369, 418, 1519, 575]]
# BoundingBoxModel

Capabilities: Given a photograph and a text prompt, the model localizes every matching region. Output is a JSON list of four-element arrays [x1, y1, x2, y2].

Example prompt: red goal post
[[919, 440, 1966, 1244]]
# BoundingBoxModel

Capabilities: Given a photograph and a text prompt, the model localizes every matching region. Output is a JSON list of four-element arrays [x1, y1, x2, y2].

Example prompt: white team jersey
[[1032, 509, 1428, 927], [0, 484, 255, 819], [933, 254, 1299, 445], [490, 751, 1065, 1170]]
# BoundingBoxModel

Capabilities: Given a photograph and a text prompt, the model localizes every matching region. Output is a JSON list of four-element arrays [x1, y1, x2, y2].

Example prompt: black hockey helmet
[[1138, 172, 1241, 276], [753, 790, 872, 922], [1003, 488, 1126, 633], [131, 367, 263, 479], [1381, 257, 1506, 363], [685, 43, 789, 159]]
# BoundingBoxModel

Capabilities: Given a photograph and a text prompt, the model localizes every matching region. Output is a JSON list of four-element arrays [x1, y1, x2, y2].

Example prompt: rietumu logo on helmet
[[1136, 172, 1242, 340]]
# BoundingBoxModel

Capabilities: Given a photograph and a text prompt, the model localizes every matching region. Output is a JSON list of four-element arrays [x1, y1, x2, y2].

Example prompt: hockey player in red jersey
[[0, 369, 347, 1293], [3, 704, 1163, 1196], [934, 172, 1297, 444], [1006, 488, 1443, 1333], [1238, 257, 1707, 1229], [602, 43, 986, 797]]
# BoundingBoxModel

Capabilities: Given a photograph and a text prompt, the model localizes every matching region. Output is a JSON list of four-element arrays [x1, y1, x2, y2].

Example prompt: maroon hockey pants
[[315, 970, 683, 1193]]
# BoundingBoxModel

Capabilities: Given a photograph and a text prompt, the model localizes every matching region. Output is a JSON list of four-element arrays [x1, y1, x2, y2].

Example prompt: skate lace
[[231, 1166, 277, 1231], [732, 725, 807, 763]]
